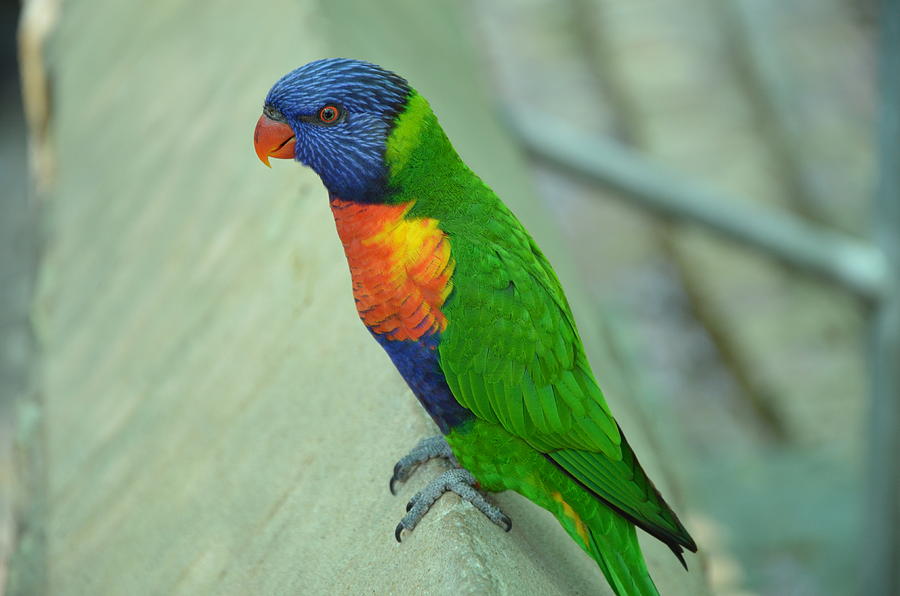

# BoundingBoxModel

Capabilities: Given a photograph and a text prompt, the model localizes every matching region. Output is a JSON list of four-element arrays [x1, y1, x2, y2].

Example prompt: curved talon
[[395, 523, 404, 543], [389, 468, 402, 495], [501, 514, 512, 532]]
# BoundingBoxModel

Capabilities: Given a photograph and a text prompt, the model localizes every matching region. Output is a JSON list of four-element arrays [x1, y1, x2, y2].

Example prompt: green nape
[[385, 91, 432, 176], [382, 91, 486, 214], [447, 419, 661, 596]]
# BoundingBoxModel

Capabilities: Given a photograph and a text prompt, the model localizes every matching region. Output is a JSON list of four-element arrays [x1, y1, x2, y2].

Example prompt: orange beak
[[253, 114, 296, 167]]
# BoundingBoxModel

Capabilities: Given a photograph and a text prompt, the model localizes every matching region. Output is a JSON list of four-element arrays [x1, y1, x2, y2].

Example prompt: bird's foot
[[394, 468, 511, 542], [389, 435, 456, 495]]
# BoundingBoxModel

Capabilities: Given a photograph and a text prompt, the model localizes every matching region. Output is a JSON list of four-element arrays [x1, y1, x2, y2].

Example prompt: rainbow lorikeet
[[253, 58, 696, 596]]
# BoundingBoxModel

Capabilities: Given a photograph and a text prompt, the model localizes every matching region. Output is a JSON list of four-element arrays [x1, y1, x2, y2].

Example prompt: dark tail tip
[[668, 543, 691, 571]]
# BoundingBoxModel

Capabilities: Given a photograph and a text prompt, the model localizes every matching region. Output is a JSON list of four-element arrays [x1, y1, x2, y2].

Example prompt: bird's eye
[[318, 105, 341, 124]]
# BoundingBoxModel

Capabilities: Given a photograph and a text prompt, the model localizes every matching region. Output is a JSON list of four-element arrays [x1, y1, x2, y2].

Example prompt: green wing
[[440, 231, 620, 455], [438, 199, 695, 553], [550, 436, 697, 555]]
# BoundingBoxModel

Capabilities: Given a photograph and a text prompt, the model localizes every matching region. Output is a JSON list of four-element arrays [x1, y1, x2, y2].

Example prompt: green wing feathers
[[550, 432, 697, 559], [439, 204, 621, 456], [438, 195, 695, 558]]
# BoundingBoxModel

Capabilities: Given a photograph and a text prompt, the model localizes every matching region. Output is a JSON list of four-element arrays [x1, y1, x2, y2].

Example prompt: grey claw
[[389, 468, 401, 496], [393, 468, 511, 541], [389, 435, 455, 495]]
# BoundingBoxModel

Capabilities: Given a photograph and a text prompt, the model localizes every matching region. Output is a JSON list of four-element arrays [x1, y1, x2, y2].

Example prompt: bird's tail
[[585, 511, 660, 596]]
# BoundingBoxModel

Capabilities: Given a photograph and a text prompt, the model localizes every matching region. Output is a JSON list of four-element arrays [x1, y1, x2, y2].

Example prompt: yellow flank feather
[[552, 491, 590, 547]]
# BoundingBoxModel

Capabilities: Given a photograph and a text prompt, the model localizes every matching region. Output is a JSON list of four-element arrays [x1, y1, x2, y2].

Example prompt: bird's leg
[[395, 468, 511, 542], [389, 435, 457, 495], [390, 437, 512, 541]]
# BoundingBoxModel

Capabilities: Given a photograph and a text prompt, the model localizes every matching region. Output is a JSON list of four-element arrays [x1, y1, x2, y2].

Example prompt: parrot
[[253, 58, 696, 596]]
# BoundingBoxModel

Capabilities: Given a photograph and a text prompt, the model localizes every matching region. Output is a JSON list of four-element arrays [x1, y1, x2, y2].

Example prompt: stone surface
[[9, 0, 709, 594]]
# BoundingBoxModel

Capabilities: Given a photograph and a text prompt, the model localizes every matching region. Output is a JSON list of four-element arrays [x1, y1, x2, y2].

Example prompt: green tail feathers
[[587, 518, 660, 596]]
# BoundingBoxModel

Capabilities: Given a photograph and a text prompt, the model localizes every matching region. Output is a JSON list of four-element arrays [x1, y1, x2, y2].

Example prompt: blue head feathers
[[263, 58, 411, 201]]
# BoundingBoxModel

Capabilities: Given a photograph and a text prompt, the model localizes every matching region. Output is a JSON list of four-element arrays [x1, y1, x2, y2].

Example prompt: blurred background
[[1, 0, 35, 592], [0, 0, 894, 595]]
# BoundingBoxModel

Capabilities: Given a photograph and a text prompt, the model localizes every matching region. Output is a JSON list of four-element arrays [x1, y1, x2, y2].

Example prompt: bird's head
[[253, 58, 412, 201]]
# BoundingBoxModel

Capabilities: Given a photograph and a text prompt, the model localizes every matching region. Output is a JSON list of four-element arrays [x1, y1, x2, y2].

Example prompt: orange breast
[[330, 198, 455, 342]]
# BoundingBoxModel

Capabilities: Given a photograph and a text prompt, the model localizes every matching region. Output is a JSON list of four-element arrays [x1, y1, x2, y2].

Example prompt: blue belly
[[371, 331, 474, 433]]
